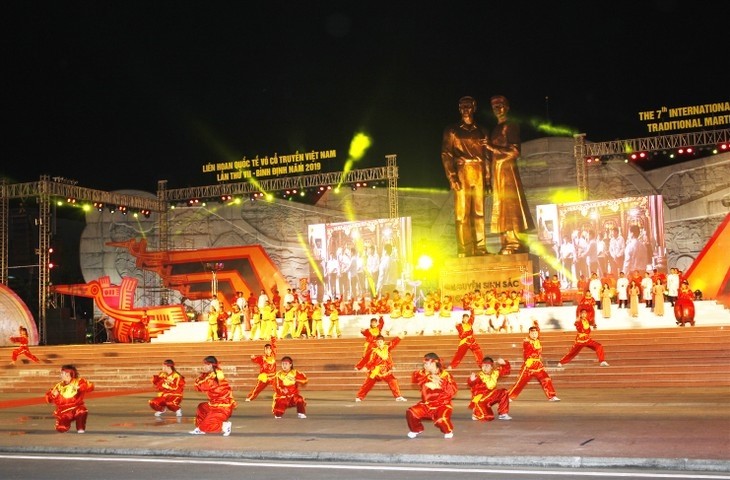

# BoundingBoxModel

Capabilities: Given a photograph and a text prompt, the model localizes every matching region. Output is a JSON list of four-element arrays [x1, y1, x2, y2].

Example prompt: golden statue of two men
[[441, 95, 534, 256]]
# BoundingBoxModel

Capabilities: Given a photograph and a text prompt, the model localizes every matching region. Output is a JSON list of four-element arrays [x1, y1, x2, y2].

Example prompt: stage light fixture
[[93, 202, 104, 211], [119, 205, 128, 215], [221, 194, 232, 202], [66, 197, 77, 204], [188, 199, 200, 206], [629, 151, 647, 161], [47, 247, 56, 270]]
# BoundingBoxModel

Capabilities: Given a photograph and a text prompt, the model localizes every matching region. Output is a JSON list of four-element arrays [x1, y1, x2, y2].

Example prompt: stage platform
[[152, 299, 729, 343]]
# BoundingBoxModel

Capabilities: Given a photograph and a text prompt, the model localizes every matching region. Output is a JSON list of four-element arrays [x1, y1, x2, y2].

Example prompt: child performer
[[9, 326, 40, 365], [228, 303, 244, 341], [447, 312, 484, 370], [507, 323, 560, 402], [355, 333, 407, 402], [280, 302, 297, 339], [354, 316, 385, 370], [406, 352, 458, 439], [249, 305, 262, 341], [557, 310, 609, 368], [294, 301, 312, 339], [245, 338, 277, 401], [189, 356, 236, 436], [45, 364, 94, 433], [326, 301, 341, 338], [206, 306, 220, 341], [149, 359, 186, 417], [311, 301, 324, 339], [467, 356, 512, 421], [272, 356, 308, 419]]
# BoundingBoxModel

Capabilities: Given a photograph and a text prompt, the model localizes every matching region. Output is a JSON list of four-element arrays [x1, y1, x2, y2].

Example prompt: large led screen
[[306, 217, 412, 302], [535, 195, 666, 289]]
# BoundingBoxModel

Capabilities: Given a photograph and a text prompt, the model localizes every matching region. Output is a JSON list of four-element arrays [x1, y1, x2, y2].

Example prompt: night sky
[[2, 1, 727, 193]]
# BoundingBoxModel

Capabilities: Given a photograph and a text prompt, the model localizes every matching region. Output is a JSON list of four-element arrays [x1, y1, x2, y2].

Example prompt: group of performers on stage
[[537, 267, 696, 326], [185, 266, 701, 344], [26, 265, 698, 439], [200, 286, 534, 342]]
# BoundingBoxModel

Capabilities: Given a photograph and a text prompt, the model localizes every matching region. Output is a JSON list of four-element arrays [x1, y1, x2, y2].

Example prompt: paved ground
[[1, 386, 728, 472]]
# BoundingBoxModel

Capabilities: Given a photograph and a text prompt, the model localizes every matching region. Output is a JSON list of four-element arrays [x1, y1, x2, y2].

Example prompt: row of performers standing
[[204, 287, 531, 341], [541, 269, 696, 326]]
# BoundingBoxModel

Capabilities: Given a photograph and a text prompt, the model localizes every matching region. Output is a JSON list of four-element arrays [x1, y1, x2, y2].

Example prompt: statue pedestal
[[439, 253, 535, 303]]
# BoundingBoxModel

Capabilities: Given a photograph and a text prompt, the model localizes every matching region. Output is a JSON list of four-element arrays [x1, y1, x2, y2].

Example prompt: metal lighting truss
[[161, 165, 397, 203], [574, 128, 730, 200]]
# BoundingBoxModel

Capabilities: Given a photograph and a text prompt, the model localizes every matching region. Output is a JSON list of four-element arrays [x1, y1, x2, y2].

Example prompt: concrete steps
[[3, 325, 728, 394]]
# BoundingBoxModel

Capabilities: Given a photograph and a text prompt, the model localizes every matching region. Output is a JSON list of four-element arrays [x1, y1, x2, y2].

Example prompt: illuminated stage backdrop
[[307, 217, 412, 301], [535, 195, 666, 288]]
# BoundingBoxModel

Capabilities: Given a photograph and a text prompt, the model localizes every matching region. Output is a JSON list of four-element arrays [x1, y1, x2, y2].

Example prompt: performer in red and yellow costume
[[406, 352, 458, 439], [557, 310, 609, 367], [423, 293, 436, 316], [245, 338, 277, 401], [447, 312, 484, 369], [401, 292, 416, 319], [45, 364, 94, 433], [439, 295, 454, 318], [576, 290, 597, 327], [467, 356, 512, 421], [543, 275, 562, 306], [9, 326, 40, 365], [507, 323, 560, 402], [190, 355, 236, 436], [272, 356, 309, 418], [354, 316, 385, 370], [150, 359, 186, 417], [355, 333, 407, 402]]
